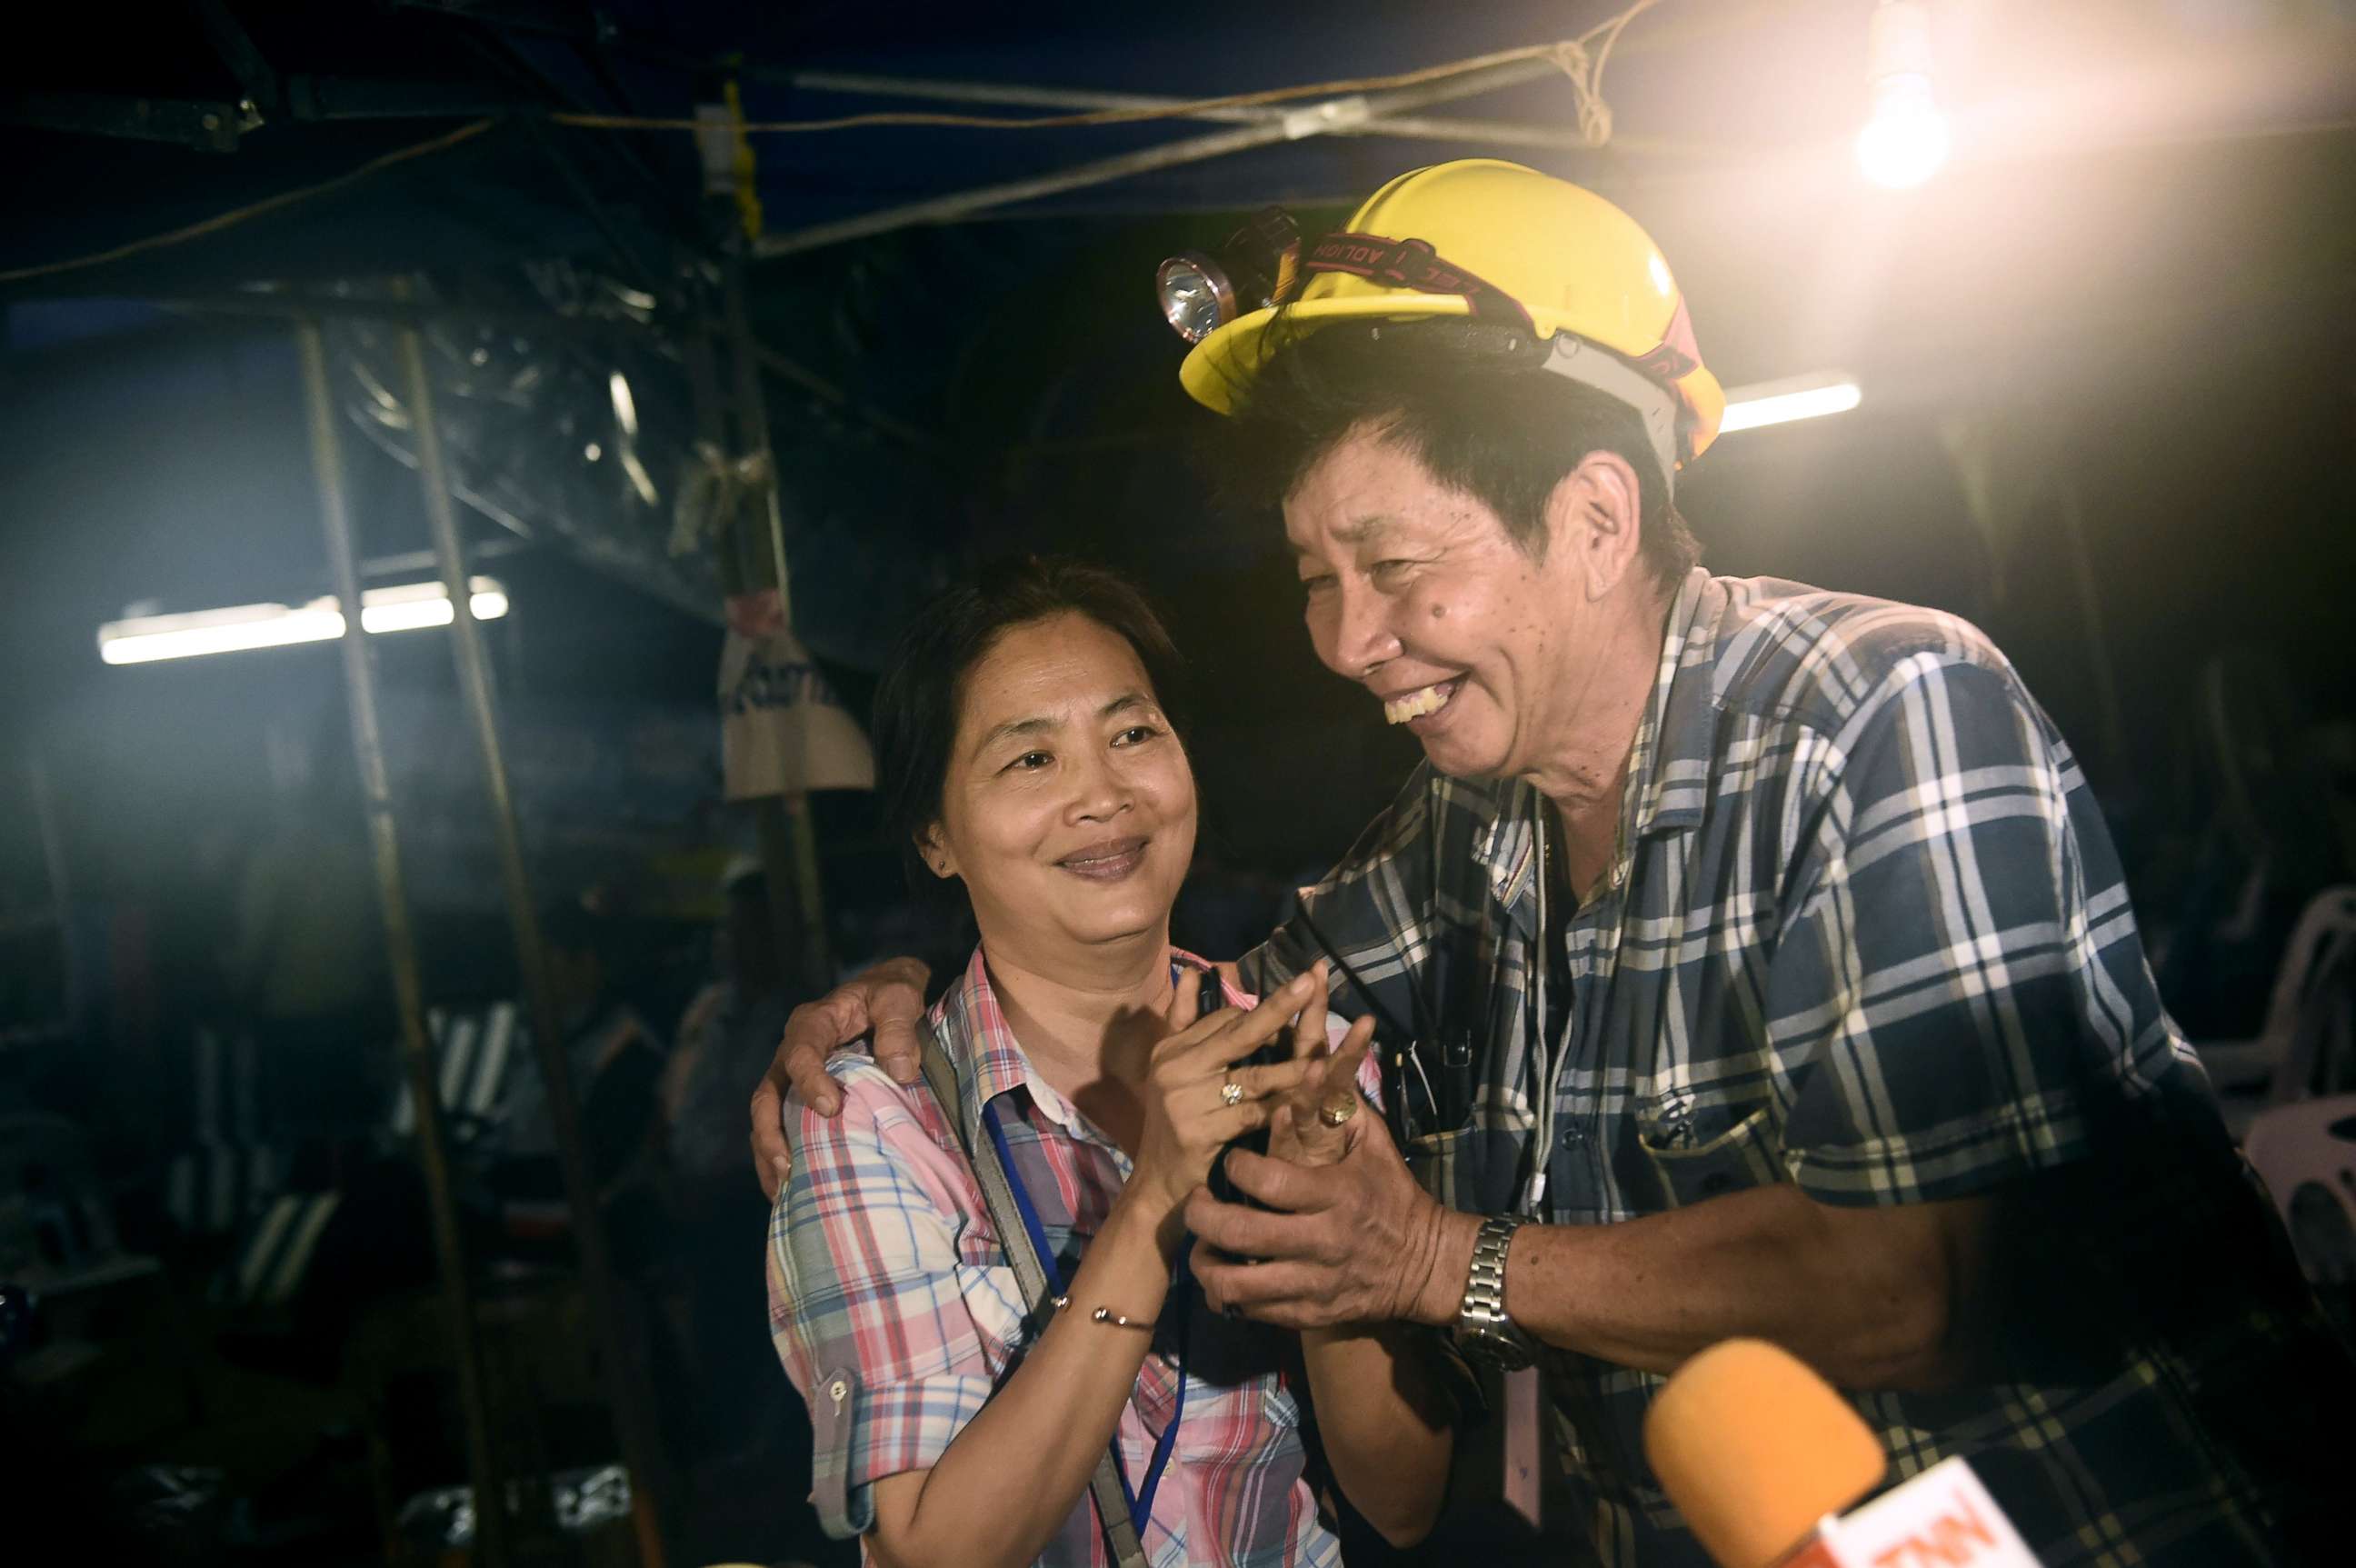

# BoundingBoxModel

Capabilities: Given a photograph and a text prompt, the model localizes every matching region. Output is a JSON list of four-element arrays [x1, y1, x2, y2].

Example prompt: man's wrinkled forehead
[[1286, 514, 1404, 557]]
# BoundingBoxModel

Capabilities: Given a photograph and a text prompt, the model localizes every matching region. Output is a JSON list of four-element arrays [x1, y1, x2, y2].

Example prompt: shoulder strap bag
[[916, 1025, 1151, 1568]]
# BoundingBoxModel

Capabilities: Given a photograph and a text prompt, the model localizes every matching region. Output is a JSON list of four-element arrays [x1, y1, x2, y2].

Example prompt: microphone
[[1645, 1338, 1887, 1568], [1644, 1339, 2040, 1568]]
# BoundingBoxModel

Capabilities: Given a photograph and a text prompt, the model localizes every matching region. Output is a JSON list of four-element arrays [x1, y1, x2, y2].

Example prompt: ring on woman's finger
[[1317, 1098, 1359, 1127], [1220, 1079, 1245, 1108]]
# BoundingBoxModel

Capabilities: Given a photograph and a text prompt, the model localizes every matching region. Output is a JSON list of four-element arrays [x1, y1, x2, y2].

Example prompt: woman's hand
[[1128, 964, 1325, 1223]]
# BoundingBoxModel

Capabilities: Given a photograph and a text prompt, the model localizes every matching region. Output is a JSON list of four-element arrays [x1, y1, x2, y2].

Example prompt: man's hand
[[750, 956, 931, 1201], [1186, 1103, 1479, 1332], [1263, 967, 1374, 1172]]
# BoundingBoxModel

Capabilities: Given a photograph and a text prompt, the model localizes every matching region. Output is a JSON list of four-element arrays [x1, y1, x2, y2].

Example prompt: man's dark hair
[[872, 555, 1187, 897], [1219, 321, 1702, 588]]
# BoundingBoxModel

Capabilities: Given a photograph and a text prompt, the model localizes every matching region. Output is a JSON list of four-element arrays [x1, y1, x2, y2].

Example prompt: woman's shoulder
[[787, 1054, 956, 1148], [778, 1053, 980, 1231]]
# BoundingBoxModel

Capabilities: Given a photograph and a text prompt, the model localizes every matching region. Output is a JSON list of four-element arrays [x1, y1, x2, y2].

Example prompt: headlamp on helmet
[[1156, 207, 1688, 484], [1154, 208, 1300, 345]]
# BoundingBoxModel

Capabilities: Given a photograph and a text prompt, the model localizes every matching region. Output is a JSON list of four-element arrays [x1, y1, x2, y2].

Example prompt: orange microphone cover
[[1643, 1339, 1889, 1568]]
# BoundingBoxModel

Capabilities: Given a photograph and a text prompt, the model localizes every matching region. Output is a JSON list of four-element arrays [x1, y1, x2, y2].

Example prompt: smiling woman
[[764, 556, 1427, 1567], [872, 559, 1193, 904], [930, 617, 1193, 950]]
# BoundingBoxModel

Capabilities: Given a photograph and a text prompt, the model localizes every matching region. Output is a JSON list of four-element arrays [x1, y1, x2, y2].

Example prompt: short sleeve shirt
[[766, 946, 1344, 1568], [1245, 571, 2345, 1568]]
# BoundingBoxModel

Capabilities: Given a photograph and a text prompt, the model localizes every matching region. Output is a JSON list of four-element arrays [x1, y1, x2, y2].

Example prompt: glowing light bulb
[[1857, 73, 1951, 189], [1856, 1, 1950, 191]]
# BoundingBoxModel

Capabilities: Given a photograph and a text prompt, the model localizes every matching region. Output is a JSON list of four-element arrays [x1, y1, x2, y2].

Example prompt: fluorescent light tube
[[1718, 374, 1864, 435], [98, 578, 507, 665]]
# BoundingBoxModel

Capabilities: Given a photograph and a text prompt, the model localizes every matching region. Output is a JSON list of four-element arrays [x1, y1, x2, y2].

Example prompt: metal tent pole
[[753, 54, 1565, 258], [717, 252, 834, 992], [682, 317, 804, 995], [295, 315, 514, 1568], [388, 278, 674, 1568]]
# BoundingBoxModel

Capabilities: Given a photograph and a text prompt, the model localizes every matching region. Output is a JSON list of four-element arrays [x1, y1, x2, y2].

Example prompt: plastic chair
[[2194, 884, 2356, 1107], [2242, 1097, 2356, 1287], [389, 1000, 524, 1137]]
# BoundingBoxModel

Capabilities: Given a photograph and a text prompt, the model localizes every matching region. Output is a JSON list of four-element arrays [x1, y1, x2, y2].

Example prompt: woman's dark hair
[[872, 555, 1187, 896], [1216, 318, 1701, 589]]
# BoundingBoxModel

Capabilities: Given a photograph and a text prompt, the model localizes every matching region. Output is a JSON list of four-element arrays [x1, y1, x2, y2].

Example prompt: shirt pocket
[[1634, 1100, 1785, 1209], [1172, 1369, 1303, 1465], [1259, 1371, 1305, 1433], [1402, 1124, 1472, 1198]]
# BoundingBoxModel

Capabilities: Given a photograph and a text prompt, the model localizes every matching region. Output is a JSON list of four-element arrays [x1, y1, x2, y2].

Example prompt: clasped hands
[[752, 957, 1463, 1333], [1183, 965, 1461, 1332]]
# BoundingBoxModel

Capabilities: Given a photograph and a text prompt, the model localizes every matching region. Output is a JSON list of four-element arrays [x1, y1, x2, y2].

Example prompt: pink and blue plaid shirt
[[767, 945, 1351, 1567]]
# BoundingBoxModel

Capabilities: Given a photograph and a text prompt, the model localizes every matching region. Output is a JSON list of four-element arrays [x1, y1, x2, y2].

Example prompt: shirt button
[[1560, 1124, 1584, 1148], [827, 1378, 849, 1407]]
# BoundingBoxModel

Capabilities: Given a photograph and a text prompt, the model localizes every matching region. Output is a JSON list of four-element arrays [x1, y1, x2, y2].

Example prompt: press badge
[[1502, 1363, 1542, 1529]]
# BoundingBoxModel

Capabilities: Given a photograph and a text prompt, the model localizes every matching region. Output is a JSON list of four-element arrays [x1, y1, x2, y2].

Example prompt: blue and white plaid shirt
[[1246, 570, 2343, 1567]]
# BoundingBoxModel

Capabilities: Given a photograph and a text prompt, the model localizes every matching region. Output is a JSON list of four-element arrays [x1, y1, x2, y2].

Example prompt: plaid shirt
[[767, 947, 1343, 1568], [1247, 570, 2343, 1568]]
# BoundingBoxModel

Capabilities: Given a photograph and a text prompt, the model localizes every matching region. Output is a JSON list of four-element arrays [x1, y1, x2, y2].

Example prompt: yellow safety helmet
[[1167, 159, 1724, 479]]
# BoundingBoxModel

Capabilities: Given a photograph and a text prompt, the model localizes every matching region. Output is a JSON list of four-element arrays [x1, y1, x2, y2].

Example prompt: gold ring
[[1221, 1080, 1244, 1108], [1317, 1098, 1359, 1127]]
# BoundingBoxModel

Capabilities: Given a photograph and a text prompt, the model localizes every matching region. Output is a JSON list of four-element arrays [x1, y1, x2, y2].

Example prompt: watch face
[[1457, 1325, 1537, 1371]]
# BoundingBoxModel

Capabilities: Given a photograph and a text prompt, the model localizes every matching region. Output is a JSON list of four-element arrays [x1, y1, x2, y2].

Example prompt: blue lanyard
[[983, 1097, 1192, 1542]]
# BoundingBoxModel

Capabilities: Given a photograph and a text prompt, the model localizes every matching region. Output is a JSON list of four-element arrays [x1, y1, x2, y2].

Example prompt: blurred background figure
[[229, 736, 389, 1144], [660, 858, 820, 1482], [493, 900, 666, 1229], [663, 857, 800, 1197]]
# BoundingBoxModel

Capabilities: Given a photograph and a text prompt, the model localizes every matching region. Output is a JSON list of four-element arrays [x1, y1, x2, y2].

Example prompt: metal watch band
[[1454, 1215, 1535, 1368]]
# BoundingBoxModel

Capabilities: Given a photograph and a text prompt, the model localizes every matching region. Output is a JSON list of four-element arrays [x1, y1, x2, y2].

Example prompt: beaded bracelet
[[1090, 1305, 1152, 1330], [1050, 1294, 1153, 1331]]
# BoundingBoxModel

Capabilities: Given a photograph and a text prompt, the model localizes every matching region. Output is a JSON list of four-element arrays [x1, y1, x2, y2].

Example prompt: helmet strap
[[1301, 316, 1685, 495], [1302, 232, 1536, 337], [1542, 335, 1682, 495], [1299, 231, 1683, 489]]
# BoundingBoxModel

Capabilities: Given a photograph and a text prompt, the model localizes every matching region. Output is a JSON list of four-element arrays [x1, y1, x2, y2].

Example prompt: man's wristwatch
[[1452, 1214, 1538, 1370]]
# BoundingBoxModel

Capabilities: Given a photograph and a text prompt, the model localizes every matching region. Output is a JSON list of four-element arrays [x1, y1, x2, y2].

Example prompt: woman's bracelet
[[1051, 1294, 1153, 1331]]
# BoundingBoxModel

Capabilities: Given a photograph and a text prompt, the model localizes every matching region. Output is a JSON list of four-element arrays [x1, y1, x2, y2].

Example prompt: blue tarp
[[2, 1, 1870, 291]]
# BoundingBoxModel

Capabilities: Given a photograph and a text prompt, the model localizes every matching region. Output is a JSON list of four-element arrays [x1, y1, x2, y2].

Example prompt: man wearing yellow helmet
[[755, 161, 2341, 1565]]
